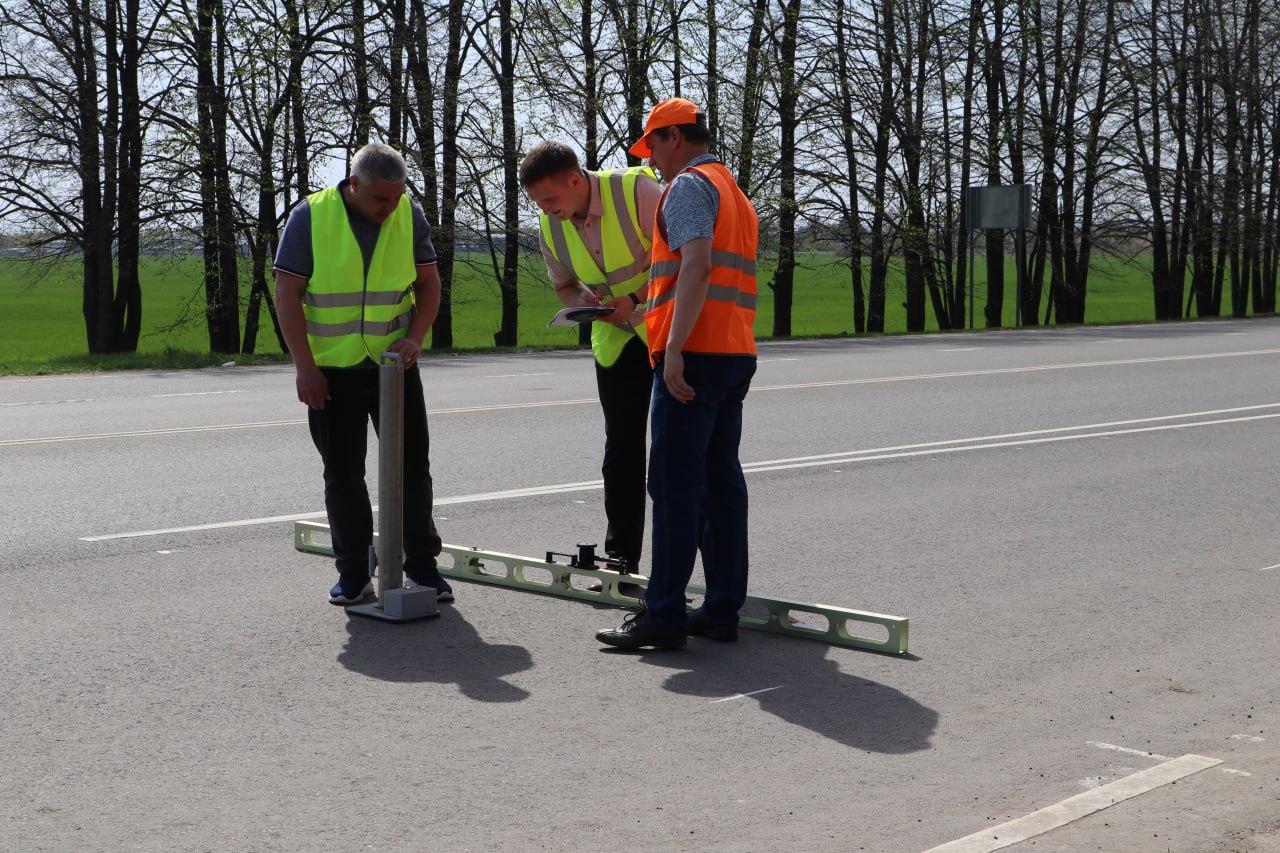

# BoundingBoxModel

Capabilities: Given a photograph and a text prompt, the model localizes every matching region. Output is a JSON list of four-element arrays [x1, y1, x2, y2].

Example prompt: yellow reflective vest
[[540, 167, 653, 367], [304, 186, 415, 368]]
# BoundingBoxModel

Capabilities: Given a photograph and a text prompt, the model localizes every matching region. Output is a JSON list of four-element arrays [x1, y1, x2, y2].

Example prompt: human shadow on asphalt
[[337, 607, 532, 702], [634, 638, 937, 754]]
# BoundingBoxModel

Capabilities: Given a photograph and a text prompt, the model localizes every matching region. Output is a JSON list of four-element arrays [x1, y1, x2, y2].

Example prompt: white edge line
[[80, 480, 607, 541], [80, 410, 1278, 542], [923, 754, 1222, 853], [80, 511, 330, 541]]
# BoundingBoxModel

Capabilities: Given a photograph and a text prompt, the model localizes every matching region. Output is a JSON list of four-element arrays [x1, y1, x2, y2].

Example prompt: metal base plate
[[295, 521, 907, 653], [346, 587, 439, 623]]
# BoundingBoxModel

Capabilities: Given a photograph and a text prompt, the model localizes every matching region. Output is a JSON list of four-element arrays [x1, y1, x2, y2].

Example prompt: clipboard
[[546, 306, 615, 328]]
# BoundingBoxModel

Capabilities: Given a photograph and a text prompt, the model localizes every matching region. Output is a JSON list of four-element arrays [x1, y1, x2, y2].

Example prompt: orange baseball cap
[[628, 98, 703, 157]]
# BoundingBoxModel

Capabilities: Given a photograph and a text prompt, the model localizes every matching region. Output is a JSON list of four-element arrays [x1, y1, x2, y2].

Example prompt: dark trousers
[[644, 353, 756, 628], [308, 365, 442, 581], [594, 335, 654, 569]]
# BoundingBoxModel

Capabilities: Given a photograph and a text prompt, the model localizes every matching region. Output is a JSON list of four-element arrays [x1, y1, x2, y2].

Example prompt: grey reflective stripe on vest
[[546, 171, 649, 289], [711, 249, 757, 276], [648, 283, 755, 311], [604, 256, 648, 287], [302, 289, 409, 308], [708, 284, 758, 309], [305, 313, 411, 337], [605, 171, 649, 287], [650, 259, 681, 279], [650, 251, 753, 283], [547, 216, 573, 272]]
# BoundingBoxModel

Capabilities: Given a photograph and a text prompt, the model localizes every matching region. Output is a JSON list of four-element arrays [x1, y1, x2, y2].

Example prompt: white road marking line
[[743, 411, 1280, 474], [1, 419, 307, 446], [484, 372, 553, 378], [0, 398, 600, 447], [81, 479, 609, 540], [81, 510, 331, 541], [78, 407, 1280, 541], [1087, 740, 1171, 760], [939, 347, 981, 352], [1261, 564, 1280, 571], [1229, 734, 1265, 742], [1087, 740, 1251, 776], [923, 754, 1222, 853], [152, 390, 245, 398], [709, 686, 785, 703], [0, 398, 97, 407], [9, 349, 1280, 447], [756, 347, 1280, 394], [756, 357, 799, 363]]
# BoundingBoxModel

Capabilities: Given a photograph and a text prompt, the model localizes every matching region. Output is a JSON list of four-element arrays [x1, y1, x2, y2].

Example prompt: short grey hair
[[351, 143, 408, 183]]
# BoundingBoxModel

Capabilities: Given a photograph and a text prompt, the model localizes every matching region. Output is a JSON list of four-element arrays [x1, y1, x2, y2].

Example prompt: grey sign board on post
[[967, 184, 1031, 229]]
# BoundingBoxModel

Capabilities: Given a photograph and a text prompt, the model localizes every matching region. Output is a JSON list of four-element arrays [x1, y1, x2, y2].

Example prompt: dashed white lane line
[[1230, 734, 1266, 742], [939, 347, 982, 352], [709, 686, 785, 704], [1261, 564, 1280, 571], [923, 754, 1223, 853], [484, 372, 553, 378], [153, 390, 245, 398], [10, 348, 1280, 447]]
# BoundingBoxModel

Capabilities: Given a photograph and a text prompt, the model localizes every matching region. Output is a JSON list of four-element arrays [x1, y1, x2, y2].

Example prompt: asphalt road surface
[[3, 318, 1278, 852]]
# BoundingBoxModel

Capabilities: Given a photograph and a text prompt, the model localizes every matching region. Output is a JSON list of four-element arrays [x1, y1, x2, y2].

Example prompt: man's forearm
[[275, 273, 316, 368]]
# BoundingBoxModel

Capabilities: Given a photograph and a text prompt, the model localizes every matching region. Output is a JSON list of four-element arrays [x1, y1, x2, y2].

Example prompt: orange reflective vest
[[645, 159, 758, 360]]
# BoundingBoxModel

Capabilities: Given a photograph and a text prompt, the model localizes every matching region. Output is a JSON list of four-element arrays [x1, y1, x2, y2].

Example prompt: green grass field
[[0, 250, 1204, 375]]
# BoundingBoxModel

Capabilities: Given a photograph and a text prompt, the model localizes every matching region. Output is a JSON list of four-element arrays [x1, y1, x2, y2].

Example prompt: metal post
[[347, 351, 438, 622], [377, 351, 405, 596]]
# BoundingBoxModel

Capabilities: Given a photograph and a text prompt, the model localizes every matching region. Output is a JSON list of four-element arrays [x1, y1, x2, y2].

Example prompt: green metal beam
[[294, 520, 908, 654]]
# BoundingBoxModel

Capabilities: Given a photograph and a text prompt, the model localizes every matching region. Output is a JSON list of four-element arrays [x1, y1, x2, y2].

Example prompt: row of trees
[[2, 0, 1278, 354]]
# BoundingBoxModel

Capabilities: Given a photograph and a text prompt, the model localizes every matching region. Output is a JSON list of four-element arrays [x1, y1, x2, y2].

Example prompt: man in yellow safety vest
[[274, 143, 453, 606], [520, 142, 663, 586]]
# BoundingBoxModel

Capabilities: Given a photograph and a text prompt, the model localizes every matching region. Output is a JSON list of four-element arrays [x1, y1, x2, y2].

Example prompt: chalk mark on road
[[709, 686, 785, 703]]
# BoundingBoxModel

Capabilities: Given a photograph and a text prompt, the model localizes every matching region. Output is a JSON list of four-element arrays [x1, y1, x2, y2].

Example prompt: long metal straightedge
[[295, 520, 908, 654]]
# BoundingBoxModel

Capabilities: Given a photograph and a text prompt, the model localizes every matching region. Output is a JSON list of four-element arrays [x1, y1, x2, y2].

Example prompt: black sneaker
[[687, 607, 739, 642], [329, 577, 374, 606], [596, 609, 686, 650], [407, 573, 454, 603]]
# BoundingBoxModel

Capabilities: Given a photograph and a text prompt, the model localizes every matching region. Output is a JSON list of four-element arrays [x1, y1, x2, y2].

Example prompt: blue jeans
[[644, 353, 757, 628]]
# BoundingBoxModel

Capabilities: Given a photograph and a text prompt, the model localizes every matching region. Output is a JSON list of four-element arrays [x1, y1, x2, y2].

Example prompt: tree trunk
[[736, 0, 769, 191], [432, 0, 465, 349], [772, 0, 801, 337], [834, 0, 864, 333], [493, 0, 519, 347], [867, 0, 897, 334], [112, 0, 141, 351], [982, 0, 1006, 328]]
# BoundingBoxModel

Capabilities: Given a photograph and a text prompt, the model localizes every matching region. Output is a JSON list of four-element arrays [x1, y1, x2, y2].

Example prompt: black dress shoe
[[687, 607, 739, 642], [596, 609, 686, 650]]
